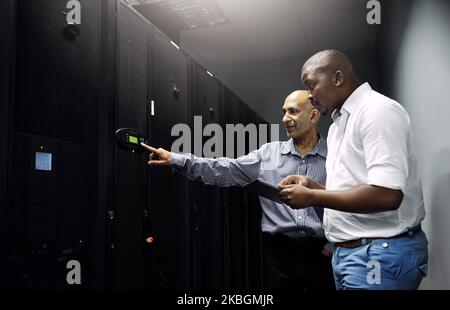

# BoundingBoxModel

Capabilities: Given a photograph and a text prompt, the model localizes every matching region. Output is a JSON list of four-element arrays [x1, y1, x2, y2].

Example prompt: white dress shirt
[[324, 83, 426, 243]]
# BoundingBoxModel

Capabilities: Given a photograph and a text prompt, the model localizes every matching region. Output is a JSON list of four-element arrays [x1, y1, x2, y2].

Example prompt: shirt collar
[[280, 139, 296, 155], [311, 135, 327, 158], [280, 135, 327, 158], [331, 82, 371, 121]]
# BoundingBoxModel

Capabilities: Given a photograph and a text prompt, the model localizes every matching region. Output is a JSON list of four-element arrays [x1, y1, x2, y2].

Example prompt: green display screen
[[129, 135, 138, 144]]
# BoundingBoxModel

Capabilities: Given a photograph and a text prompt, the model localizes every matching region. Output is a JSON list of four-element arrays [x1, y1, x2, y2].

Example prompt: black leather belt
[[335, 225, 422, 249]]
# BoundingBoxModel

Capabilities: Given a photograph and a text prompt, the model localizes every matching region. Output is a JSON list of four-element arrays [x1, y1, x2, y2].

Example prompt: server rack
[[188, 61, 226, 289], [148, 28, 191, 289], [2, 0, 268, 289], [111, 0, 151, 289], [221, 88, 267, 289], [96, 0, 117, 289], [7, 0, 104, 288], [0, 0, 16, 288], [221, 87, 248, 289], [240, 105, 267, 289]]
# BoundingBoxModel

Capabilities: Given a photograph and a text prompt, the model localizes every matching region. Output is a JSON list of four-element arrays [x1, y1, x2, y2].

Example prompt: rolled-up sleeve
[[170, 149, 262, 187], [360, 102, 409, 192]]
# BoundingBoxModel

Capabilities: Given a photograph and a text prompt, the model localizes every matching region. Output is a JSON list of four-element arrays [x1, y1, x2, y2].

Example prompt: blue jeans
[[332, 231, 428, 290]]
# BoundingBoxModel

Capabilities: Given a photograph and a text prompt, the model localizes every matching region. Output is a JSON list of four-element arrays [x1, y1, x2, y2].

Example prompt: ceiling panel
[[294, 0, 366, 14], [215, 0, 297, 23], [180, 24, 257, 64], [233, 14, 308, 60], [298, 6, 370, 52]]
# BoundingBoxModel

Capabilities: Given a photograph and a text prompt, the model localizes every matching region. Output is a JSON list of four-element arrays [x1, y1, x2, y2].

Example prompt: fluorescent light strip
[[170, 40, 180, 50]]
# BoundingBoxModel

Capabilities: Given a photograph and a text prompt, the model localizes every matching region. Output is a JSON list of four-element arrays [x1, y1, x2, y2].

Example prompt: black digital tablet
[[244, 178, 283, 203]]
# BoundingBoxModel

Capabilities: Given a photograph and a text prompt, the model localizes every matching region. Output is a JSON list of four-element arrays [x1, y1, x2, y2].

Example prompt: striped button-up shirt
[[170, 137, 327, 239]]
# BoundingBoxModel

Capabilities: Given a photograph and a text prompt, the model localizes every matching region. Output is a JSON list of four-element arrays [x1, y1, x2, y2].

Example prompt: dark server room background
[[1, 0, 266, 289]]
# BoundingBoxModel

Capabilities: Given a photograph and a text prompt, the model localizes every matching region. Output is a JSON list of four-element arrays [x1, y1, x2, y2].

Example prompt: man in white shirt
[[278, 50, 428, 290]]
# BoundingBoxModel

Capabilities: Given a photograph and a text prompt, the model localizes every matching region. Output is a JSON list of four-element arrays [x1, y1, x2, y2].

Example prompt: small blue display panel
[[35, 152, 52, 171]]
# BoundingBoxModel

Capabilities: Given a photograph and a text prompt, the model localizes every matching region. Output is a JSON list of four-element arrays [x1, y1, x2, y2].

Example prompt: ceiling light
[[131, 0, 228, 29]]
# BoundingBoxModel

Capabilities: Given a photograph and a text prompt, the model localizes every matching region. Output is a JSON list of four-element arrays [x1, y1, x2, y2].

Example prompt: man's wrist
[[170, 152, 185, 167], [309, 188, 321, 206]]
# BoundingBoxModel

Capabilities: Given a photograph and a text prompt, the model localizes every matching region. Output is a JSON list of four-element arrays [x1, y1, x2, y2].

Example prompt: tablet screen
[[244, 179, 282, 203]]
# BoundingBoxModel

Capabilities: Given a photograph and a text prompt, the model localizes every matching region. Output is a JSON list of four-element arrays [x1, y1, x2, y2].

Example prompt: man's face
[[301, 68, 339, 116], [282, 98, 315, 139]]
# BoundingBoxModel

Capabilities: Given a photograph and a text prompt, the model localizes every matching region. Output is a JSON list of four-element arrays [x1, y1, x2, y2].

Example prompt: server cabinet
[[3, 0, 270, 290], [96, 0, 117, 289], [221, 88, 266, 289], [8, 133, 88, 288], [222, 86, 249, 288], [239, 103, 266, 289], [112, 1, 150, 289], [0, 0, 15, 285], [7, 0, 104, 288], [149, 30, 190, 289], [189, 61, 226, 288]]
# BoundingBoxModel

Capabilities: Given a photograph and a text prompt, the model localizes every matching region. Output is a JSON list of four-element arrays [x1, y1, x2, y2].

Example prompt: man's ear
[[310, 108, 321, 124], [334, 70, 344, 87]]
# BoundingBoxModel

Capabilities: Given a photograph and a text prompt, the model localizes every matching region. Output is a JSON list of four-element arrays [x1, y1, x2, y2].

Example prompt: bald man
[[141, 90, 335, 289], [278, 50, 428, 290]]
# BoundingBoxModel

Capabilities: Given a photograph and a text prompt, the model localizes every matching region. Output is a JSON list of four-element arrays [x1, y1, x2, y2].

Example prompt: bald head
[[302, 50, 354, 78], [285, 90, 312, 109]]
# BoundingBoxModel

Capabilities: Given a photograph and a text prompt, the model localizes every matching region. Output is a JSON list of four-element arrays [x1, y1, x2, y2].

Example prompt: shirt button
[[382, 242, 388, 248], [302, 160, 305, 163], [298, 216, 302, 220]]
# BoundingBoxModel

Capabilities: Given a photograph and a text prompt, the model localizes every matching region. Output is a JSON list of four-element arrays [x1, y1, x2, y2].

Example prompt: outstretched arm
[[141, 142, 261, 187]]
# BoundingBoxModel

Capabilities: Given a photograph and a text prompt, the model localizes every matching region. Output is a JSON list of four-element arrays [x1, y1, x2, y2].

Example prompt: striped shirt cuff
[[170, 152, 187, 168]]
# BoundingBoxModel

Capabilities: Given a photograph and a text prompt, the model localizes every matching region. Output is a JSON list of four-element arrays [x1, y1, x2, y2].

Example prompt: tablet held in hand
[[244, 179, 283, 203]]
